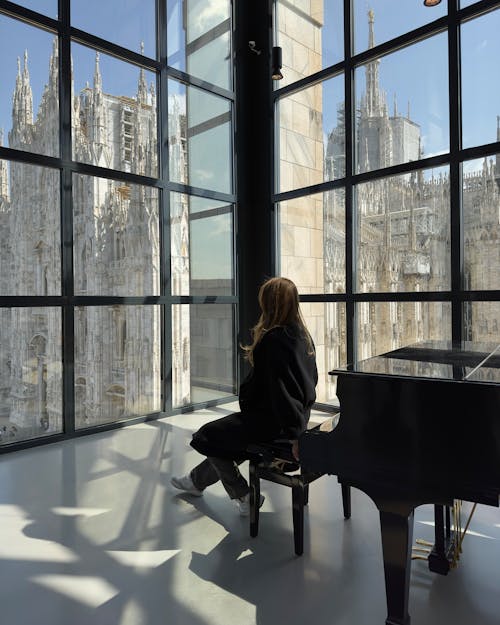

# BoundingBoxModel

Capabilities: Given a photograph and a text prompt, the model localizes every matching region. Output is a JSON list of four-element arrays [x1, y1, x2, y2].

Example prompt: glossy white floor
[[0, 403, 498, 625]]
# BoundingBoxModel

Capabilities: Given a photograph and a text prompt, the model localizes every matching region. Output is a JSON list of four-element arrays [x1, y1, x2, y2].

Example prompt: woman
[[171, 277, 318, 515]]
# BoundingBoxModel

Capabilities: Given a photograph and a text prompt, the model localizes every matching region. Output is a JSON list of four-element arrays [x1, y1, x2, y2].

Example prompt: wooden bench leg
[[249, 460, 260, 537], [292, 477, 305, 556], [341, 483, 351, 519]]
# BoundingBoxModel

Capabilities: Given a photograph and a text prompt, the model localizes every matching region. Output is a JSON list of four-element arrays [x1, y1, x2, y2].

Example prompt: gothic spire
[[13, 50, 34, 130], [363, 9, 386, 118], [49, 37, 58, 94], [137, 42, 148, 106], [93, 52, 102, 93], [368, 9, 375, 49], [0, 129, 9, 202]]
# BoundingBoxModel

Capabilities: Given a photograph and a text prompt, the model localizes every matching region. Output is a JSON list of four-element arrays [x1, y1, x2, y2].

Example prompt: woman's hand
[[291, 439, 300, 461]]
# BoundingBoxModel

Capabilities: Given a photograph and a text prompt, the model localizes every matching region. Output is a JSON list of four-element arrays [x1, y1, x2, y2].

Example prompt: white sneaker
[[171, 474, 204, 497], [236, 493, 265, 517]]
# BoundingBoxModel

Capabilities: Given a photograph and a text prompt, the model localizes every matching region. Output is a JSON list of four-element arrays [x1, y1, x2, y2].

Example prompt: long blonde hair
[[242, 277, 314, 365]]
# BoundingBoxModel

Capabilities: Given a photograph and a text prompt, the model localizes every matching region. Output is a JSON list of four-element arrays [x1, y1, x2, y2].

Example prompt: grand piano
[[299, 340, 500, 625]]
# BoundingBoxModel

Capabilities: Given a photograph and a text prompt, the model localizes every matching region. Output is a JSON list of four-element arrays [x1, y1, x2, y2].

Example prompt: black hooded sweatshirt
[[238, 323, 318, 439]]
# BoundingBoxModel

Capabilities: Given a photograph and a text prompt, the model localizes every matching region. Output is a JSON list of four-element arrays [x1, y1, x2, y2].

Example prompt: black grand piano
[[299, 340, 500, 625]]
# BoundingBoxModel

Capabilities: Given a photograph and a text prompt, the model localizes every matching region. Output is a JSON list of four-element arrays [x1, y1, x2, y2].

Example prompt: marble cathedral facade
[[0, 42, 191, 438]]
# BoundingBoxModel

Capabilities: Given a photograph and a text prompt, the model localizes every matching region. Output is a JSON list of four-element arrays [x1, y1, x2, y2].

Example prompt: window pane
[[355, 167, 450, 293], [0, 307, 62, 446], [73, 174, 159, 296], [172, 304, 236, 407], [0, 16, 59, 158], [72, 43, 157, 177], [11, 1, 57, 17], [276, 0, 343, 88], [302, 302, 346, 404], [463, 303, 500, 373], [356, 302, 451, 360], [75, 305, 161, 429], [353, 3, 447, 55], [72, 0, 156, 58], [278, 74, 344, 193], [463, 158, 500, 291], [461, 9, 500, 149], [171, 193, 234, 296], [168, 80, 232, 193], [167, 0, 232, 90], [279, 189, 345, 294], [354, 34, 448, 174], [0, 161, 60, 296]]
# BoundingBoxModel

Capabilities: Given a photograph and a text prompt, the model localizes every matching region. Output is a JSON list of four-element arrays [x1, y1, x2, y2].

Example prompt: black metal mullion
[[448, 0, 463, 344], [344, 0, 355, 367], [158, 0, 172, 415], [58, 0, 75, 434]]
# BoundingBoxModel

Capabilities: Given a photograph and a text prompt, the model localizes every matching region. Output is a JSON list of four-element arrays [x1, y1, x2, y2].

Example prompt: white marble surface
[[0, 404, 498, 625]]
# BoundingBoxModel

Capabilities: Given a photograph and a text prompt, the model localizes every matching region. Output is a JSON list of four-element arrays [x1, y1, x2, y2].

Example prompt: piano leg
[[379, 505, 415, 625], [428, 504, 451, 575]]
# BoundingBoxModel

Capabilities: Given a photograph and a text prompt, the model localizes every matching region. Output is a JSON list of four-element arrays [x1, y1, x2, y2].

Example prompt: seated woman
[[171, 276, 318, 515]]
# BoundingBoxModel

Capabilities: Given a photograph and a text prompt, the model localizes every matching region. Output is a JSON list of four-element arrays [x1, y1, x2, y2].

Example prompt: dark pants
[[190, 457, 248, 500], [189, 410, 282, 500]]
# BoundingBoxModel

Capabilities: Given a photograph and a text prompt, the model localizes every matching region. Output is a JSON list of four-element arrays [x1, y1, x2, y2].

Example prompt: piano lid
[[330, 340, 500, 384]]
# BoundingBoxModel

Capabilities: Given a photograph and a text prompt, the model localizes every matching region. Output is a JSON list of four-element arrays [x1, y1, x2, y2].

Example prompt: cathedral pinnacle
[[12, 49, 33, 130], [368, 9, 375, 49], [94, 52, 102, 92], [137, 42, 148, 106]]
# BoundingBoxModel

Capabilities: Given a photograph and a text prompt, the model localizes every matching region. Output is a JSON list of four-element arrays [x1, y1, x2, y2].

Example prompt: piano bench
[[247, 423, 351, 556]]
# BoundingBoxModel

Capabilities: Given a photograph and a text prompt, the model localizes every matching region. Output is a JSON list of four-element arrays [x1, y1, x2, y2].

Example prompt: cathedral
[[324, 10, 500, 368]]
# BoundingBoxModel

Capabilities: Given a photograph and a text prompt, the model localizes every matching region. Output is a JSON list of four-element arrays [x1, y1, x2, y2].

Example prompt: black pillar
[[234, 0, 275, 380]]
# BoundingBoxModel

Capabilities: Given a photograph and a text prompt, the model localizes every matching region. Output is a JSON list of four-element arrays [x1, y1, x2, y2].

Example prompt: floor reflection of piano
[[300, 341, 500, 625]]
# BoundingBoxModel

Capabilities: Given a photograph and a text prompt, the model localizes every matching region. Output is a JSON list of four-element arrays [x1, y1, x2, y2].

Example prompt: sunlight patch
[[0, 517, 78, 562], [417, 520, 496, 540], [236, 548, 253, 561], [106, 549, 180, 567], [51, 506, 110, 517], [30, 574, 119, 607], [51, 506, 111, 517]]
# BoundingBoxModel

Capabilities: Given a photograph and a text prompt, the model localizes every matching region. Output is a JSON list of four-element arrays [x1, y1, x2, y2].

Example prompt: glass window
[[354, 33, 448, 174], [355, 166, 451, 293], [461, 9, 500, 149], [0, 16, 59, 158], [462, 157, 500, 291], [167, 0, 232, 90], [71, 0, 156, 58], [11, 1, 57, 17], [278, 74, 344, 194], [72, 43, 157, 177], [276, 0, 343, 88], [0, 161, 60, 296], [0, 307, 62, 446], [303, 302, 346, 404], [353, 3, 447, 55], [75, 305, 161, 429], [279, 189, 345, 294], [463, 302, 500, 356], [172, 304, 236, 407], [171, 193, 234, 297], [73, 174, 159, 296], [168, 79, 232, 193], [356, 301, 451, 360]]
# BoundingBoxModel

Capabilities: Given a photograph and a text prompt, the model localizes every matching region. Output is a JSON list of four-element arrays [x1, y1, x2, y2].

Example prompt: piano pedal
[[411, 544, 431, 561], [415, 538, 433, 547]]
